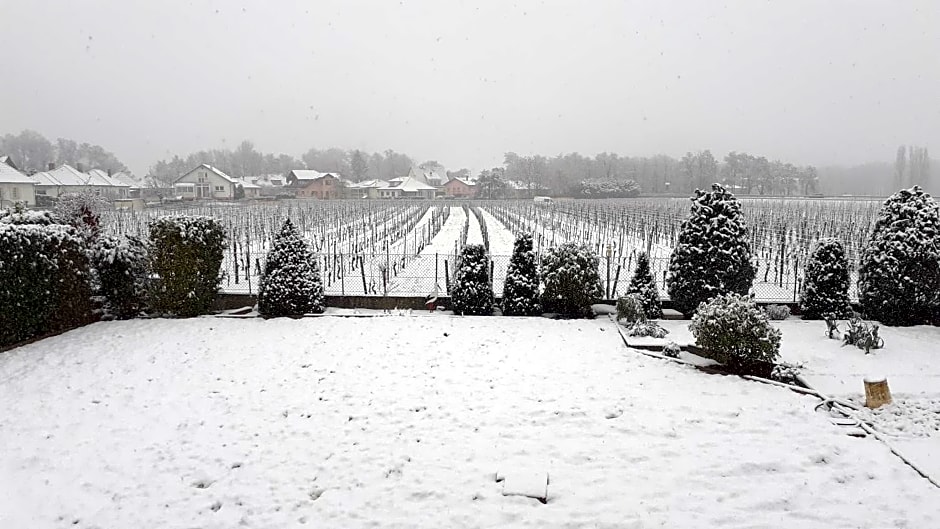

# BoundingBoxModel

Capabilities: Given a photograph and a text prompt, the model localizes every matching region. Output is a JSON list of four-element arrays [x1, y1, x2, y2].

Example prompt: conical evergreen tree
[[625, 251, 662, 319], [501, 233, 541, 316], [858, 186, 940, 325], [667, 184, 755, 316], [451, 244, 494, 315], [799, 238, 852, 320], [258, 219, 325, 317]]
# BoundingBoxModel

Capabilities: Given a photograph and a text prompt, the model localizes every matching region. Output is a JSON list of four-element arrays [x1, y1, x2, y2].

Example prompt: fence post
[[435, 253, 439, 292], [605, 244, 612, 299], [340, 252, 345, 296]]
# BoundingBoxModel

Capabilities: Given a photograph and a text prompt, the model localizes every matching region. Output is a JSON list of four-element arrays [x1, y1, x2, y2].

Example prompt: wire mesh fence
[[220, 252, 851, 302]]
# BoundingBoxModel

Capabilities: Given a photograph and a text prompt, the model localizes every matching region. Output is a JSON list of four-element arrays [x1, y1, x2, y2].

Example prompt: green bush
[[148, 215, 226, 317], [91, 234, 150, 319], [615, 294, 645, 323], [858, 186, 940, 326], [800, 238, 852, 320], [258, 219, 324, 317], [667, 185, 755, 316], [541, 242, 602, 318], [451, 244, 495, 315], [501, 234, 541, 316], [0, 223, 94, 346], [690, 293, 781, 369], [625, 252, 662, 319]]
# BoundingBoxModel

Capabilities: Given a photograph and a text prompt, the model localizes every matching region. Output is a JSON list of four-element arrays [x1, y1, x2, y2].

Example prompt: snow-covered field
[[1, 316, 937, 528]]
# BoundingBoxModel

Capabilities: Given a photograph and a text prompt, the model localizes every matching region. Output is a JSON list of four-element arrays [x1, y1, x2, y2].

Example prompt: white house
[[377, 175, 438, 199], [173, 164, 238, 200], [234, 177, 262, 198], [0, 157, 36, 207], [30, 164, 125, 199]]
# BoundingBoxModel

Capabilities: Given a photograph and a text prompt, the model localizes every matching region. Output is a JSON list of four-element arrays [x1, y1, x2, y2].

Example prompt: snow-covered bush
[[0, 204, 62, 225], [690, 293, 781, 368], [148, 215, 226, 317], [53, 190, 110, 242], [842, 316, 884, 353], [451, 244, 494, 315], [763, 304, 791, 320], [625, 319, 669, 339], [501, 233, 541, 316], [667, 184, 755, 316], [771, 362, 804, 385], [615, 294, 645, 323], [625, 252, 662, 319], [257, 219, 324, 317], [662, 341, 681, 358], [91, 234, 149, 319], [800, 238, 852, 320], [541, 242, 603, 318], [858, 186, 940, 326], [0, 223, 94, 346]]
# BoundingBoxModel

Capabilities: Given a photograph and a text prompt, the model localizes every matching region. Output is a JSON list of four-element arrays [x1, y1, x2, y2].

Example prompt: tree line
[[1, 129, 934, 197], [0, 130, 127, 174]]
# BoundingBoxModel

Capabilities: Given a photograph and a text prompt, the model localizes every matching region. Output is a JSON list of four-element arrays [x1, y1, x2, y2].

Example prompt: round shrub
[[91, 234, 150, 319], [625, 252, 662, 318], [0, 223, 94, 346], [501, 233, 541, 316], [667, 184, 755, 316], [690, 293, 781, 369], [858, 186, 940, 326], [149, 215, 226, 317], [799, 238, 852, 320], [541, 242, 602, 318], [451, 244, 494, 315], [258, 219, 324, 317]]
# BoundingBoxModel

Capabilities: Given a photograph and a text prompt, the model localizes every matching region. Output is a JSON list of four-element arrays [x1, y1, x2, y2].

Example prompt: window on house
[[215, 186, 224, 192], [12, 187, 19, 199]]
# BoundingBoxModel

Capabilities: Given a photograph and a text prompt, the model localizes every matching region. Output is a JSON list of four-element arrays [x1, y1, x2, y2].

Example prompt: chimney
[[48, 162, 55, 171], [107, 168, 113, 176], [76, 162, 85, 173]]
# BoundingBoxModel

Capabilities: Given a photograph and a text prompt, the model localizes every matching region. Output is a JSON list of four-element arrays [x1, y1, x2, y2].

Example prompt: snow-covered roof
[[244, 174, 285, 187], [0, 160, 35, 184], [0, 155, 18, 170], [445, 177, 476, 187], [87, 169, 131, 188], [347, 179, 389, 189], [381, 176, 437, 192], [173, 164, 236, 184], [109, 171, 146, 189], [33, 164, 124, 187], [288, 169, 341, 181], [235, 177, 261, 189]]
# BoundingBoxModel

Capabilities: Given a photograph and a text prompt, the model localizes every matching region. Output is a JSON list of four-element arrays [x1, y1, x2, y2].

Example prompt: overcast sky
[[2, 0, 938, 176]]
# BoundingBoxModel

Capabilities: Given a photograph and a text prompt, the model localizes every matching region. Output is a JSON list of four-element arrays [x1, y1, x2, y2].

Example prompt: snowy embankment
[[387, 207, 467, 295], [1, 317, 936, 528]]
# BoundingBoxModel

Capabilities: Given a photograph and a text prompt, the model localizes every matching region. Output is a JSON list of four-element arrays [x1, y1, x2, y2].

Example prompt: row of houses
[[1, 154, 544, 208], [0, 158, 145, 207]]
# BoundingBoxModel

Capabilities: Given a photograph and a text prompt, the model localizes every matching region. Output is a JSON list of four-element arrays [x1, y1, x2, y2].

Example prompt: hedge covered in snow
[[541, 242, 602, 318], [258, 219, 324, 317], [91, 234, 150, 320], [858, 186, 940, 326], [148, 215, 226, 318], [0, 223, 94, 346], [625, 251, 662, 319]]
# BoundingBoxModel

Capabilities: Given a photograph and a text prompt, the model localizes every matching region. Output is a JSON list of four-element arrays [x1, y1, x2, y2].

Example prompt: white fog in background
[[1, 0, 938, 176]]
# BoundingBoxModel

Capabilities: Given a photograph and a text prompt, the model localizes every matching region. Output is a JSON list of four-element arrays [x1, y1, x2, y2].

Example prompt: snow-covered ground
[[465, 209, 485, 247], [387, 207, 467, 295], [1, 316, 937, 528], [477, 207, 518, 297]]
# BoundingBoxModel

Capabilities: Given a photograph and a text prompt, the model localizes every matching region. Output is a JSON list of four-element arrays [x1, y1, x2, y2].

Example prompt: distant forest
[[1, 129, 933, 197]]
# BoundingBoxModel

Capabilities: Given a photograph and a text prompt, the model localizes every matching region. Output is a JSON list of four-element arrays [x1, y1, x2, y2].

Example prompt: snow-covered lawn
[[1, 317, 937, 528]]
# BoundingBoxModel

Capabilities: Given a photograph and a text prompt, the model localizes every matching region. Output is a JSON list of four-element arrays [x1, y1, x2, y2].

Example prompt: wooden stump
[[864, 376, 892, 409]]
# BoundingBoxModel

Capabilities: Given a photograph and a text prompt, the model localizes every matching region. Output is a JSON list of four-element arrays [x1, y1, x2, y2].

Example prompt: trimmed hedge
[[149, 215, 226, 317], [0, 223, 94, 346], [92, 234, 150, 320], [541, 242, 602, 318], [451, 244, 495, 315]]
